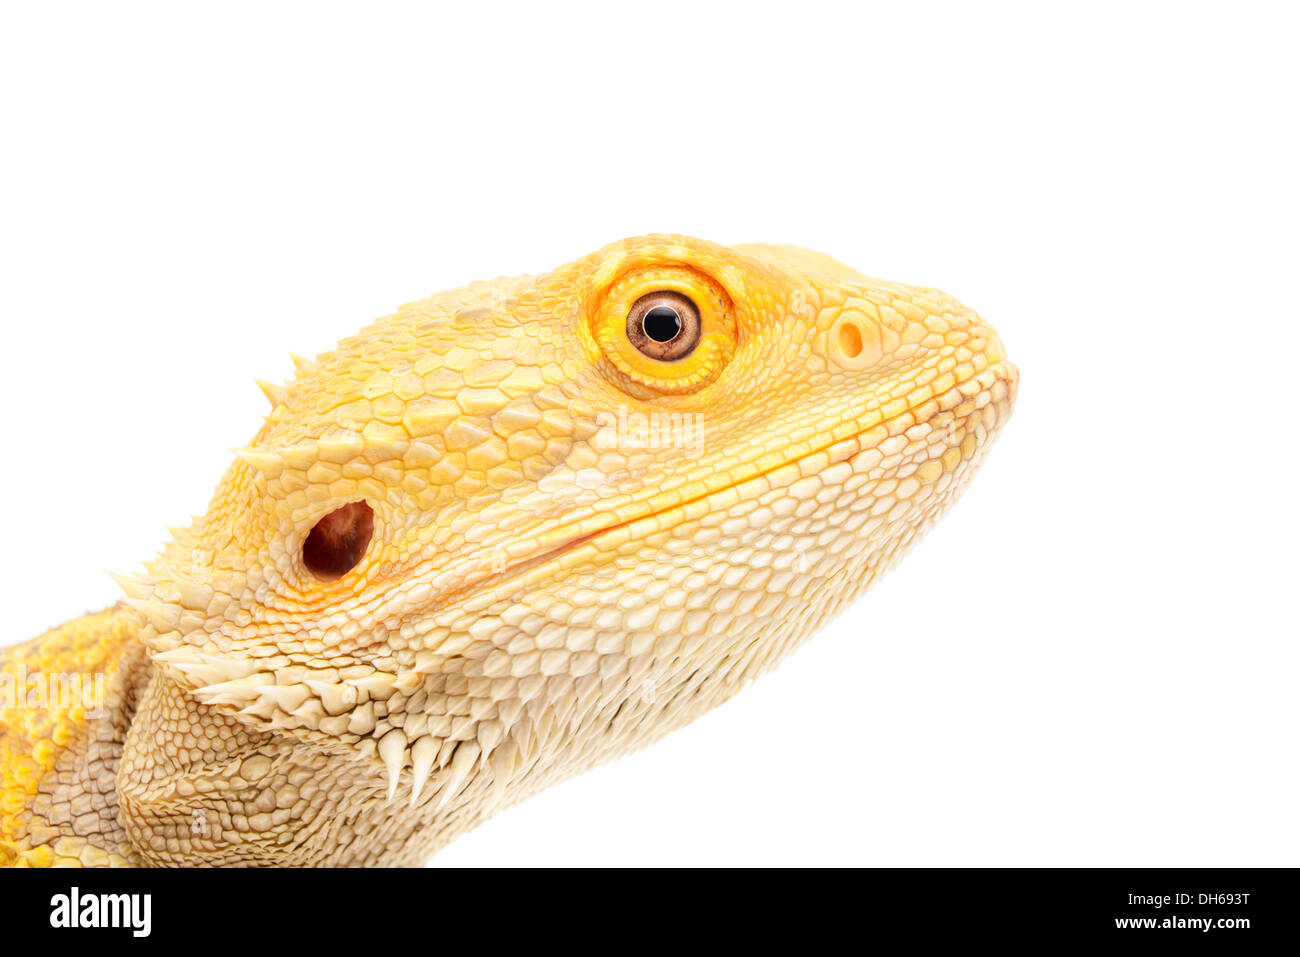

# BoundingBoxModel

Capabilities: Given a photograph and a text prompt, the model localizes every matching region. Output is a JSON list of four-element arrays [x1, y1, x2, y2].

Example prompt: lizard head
[[115, 234, 1017, 864]]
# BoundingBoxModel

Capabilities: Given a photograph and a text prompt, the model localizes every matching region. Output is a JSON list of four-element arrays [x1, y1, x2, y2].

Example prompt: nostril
[[838, 322, 864, 359], [302, 501, 374, 581], [826, 309, 881, 370]]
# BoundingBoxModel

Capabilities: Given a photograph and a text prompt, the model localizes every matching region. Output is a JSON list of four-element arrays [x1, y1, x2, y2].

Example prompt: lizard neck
[[1, 605, 150, 866]]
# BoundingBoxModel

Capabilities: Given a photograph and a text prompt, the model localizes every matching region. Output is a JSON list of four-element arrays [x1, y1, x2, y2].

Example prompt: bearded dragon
[[0, 235, 1018, 866]]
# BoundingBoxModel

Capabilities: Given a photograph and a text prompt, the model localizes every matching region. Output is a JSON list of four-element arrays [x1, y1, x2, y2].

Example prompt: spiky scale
[[378, 729, 408, 804], [290, 353, 317, 375], [232, 447, 284, 478], [408, 736, 439, 809], [255, 378, 288, 408]]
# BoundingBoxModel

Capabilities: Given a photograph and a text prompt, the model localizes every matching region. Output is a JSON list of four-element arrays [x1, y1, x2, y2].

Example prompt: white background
[[2, 3, 1296, 866]]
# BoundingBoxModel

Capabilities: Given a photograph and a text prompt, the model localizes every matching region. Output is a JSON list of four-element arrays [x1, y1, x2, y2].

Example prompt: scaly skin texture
[[1, 235, 1017, 866]]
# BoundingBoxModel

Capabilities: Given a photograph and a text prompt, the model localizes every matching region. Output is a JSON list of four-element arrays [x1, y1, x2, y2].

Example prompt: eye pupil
[[642, 305, 682, 343], [302, 501, 374, 581], [626, 291, 701, 361]]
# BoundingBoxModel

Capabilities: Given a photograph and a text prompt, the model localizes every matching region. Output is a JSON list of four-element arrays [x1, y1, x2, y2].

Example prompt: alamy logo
[[593, 407, 706, 453], [0, 666, 105, 715], [49, 886, 151, 937]]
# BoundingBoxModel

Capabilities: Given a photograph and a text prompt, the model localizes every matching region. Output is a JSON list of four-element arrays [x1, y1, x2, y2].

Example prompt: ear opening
[[302, 501, 374, 581]]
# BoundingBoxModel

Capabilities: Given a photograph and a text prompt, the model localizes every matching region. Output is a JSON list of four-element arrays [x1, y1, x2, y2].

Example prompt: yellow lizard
[[0, 235, 1017, 866]]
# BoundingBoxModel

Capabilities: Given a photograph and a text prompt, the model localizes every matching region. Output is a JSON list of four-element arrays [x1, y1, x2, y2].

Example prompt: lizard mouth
[[456, 358, 1019, 606]]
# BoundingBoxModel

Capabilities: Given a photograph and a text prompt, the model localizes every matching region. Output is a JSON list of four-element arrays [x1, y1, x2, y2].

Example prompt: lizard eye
[[590, 264, 735, 394], [302, 501, 374, 581], [626, 291, 701, 361]]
